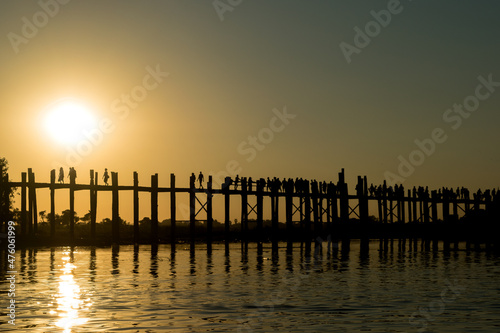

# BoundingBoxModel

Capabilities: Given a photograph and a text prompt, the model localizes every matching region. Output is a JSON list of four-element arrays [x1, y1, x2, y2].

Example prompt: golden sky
[[1, 0, 499, 222]]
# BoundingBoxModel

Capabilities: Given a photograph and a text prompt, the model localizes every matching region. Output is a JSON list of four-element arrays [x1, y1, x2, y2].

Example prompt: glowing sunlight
[[43, 98, 97, 146]]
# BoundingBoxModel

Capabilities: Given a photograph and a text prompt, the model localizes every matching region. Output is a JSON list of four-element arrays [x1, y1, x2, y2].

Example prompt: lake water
[[1, 241, 500, 332]]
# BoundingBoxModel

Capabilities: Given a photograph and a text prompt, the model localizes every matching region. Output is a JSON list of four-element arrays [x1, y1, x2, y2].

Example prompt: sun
[[43, 98, 97, 145]]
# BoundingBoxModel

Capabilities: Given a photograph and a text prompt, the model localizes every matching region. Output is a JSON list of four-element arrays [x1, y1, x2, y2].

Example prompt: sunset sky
[[1, 0, 499, 221]]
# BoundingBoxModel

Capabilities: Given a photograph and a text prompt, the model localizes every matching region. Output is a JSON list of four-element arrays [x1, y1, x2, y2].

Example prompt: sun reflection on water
[[53, 251, 92, 332]]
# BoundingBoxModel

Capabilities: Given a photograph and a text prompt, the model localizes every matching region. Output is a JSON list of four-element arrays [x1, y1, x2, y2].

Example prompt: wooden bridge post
[[359, 176, 370, 253], [50, 170, 56, 238], [378, 191, 383, 223], [448, 192, 456, 248], [419, 193, 424, 223], [69, 168, 75, 241], [89, 170, 96, 240], [382, 181, 388, 223], [189, 174, 196, 242], [389, 190, 394, 224], [339, 169, 349, 223], [299, 189, 304, 235], [89, 170, 95, 239], [151, 173, 159, 244], [256, 179, 264, 241], [396, 188, 402, 223], [452, 194, 458, 218], [412, 188, 418, 222], [33, 173, 38, 234], [327, 182, 337, 242], [331, 183, 339, 224], [318, 184, 324, 232], [326, 184, 332, 233], [357, 177, 363, 220], [170, 173, 176, 245], [133, 172, 139, 243], [21, 172, 27, 235], [304, 180, 311, 240], [407, 189, 412, 222], [464, 189, 470, 212], [358, 176, 369, 222], [92, 171, 98, 241], [431, 191, 438, 222], [111, 172, 119, 244], [423, 192, 430, 223], [241, 178, 248, 241], [223, 177, 231, 242], [442, 189, 450, 221], [207, 176, 213, 244], [312, 182, 320, 238], [362, 176, 369, 222], [285, 180, 293, 241], [271, 185, 279, 242], [400, 186, 406, 223], [27, 168, 34, 235]]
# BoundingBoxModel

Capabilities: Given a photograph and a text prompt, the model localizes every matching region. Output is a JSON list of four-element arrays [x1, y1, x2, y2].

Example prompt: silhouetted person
[[68, 167, 77, 182], [234, 175, 240, 190], [356, 182, 362, 196], [388, 186, 394, 198], [223, 176, 232, 190], [103, 168, 110, 186], [198, 172, 204, 189], [58, 167, 64, 184], [485, 189, 492, 202], [190, 173, 196, 187], [264, 178, 269, 191]]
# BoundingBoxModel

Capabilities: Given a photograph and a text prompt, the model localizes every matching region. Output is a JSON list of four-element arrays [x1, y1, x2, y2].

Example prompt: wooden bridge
[[1, 167, 499, 247]]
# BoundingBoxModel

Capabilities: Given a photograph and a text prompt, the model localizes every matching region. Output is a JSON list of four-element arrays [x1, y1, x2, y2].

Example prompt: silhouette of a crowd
[[217, 175, 339, 195], [367, 183, 499, 204], [207, 174, 500, 205]]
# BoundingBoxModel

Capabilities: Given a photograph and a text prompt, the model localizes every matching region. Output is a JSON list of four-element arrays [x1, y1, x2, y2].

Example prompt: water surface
[[1, 241, 500, 332]]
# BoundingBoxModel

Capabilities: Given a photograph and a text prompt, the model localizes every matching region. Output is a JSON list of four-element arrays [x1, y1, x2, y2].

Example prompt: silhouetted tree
[[58, 209, 79, 226], [39, 210, 46, 223], [160, 218, 171, 226], [0, 157, 16, 222], [80, 211, 92, 224], [99, 216, 127, 225], [11, 208, 20, 222], [140, 217, 152, 227], [100, 217, 112, 225]]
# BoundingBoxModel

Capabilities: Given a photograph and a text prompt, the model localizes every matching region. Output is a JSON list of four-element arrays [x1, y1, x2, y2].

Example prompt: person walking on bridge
[[58, 167, 64, 184], [103, 168, 110, 186], [198, 171, 204, 189]]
